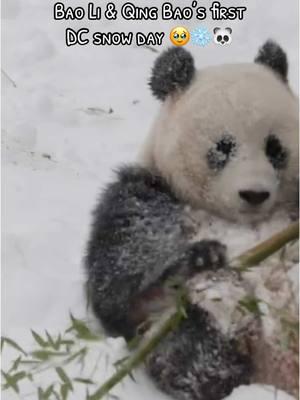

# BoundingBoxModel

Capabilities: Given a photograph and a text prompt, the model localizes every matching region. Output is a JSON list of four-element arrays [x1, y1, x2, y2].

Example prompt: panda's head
[[213, 27, 232, 45], [142, 41, 299, 222]]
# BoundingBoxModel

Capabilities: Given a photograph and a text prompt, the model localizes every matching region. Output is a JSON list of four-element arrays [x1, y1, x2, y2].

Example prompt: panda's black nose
[[239, 190, 270, 206]]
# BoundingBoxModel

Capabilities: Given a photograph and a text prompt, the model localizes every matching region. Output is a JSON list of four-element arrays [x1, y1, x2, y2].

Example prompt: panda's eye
[[224, 35, 229, 42], [207, 134, 237, 170], [217, 35, 222, 42], [265, 134, 288, 169]]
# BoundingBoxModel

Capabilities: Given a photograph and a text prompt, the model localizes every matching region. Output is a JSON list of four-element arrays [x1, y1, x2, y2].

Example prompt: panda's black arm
[[85, 165, 225, 339]]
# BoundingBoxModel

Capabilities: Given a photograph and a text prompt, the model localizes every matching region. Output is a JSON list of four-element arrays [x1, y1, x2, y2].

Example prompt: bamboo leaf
[[2, 370, 19, 392], [31, 330, 48, 348], [68, 314, 99, 340], [128, 371, 136, 382], [31, 350, 51, 361], [1, 370, 26, 393], [64, 347, 87, 365], [238, 296, 264, 316], [32, 350, 67, 361], [38, 387, 44, 400], [52, 389, 61, 400], [19, 360, 40, 365], [38, 385, 57, 400], [60, 383, 70, 400], [179, 305, 187, 319], [1, 337, 27, 355], [113, 356, 129, 368], [12, 371, 27, 381], [56, 367, 73, 391], [44, 384, 55, 398], [9, 356, 22, 373], [60, 340, 75, 346], [27, 373, 34, 382], [45, 331, 57, 349], [56, 333, 62, 348], [74, 377, 95, 385]]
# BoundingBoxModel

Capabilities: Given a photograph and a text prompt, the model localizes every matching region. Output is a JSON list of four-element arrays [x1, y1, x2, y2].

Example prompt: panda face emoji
[[213, 27, 232, 45]]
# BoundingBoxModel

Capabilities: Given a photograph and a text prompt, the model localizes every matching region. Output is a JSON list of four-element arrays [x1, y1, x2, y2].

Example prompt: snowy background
[[2, 0, 299, 399]]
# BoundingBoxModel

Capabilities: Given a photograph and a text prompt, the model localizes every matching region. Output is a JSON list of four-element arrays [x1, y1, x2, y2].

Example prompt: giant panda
[[85, 41, 299, 400]]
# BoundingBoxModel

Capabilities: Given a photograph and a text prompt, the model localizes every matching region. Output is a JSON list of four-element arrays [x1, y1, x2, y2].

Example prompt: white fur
[[140, 63, 299, 223], [140, 60, 299, 397], [186, 209, 299, 397]]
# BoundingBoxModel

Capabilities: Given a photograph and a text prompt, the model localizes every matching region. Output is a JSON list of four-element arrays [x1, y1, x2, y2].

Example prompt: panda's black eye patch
[[207, 134, 237, 170], [265, 134, 288, 169], [224, 35, 229, 42], [217, 35, 222, 42]]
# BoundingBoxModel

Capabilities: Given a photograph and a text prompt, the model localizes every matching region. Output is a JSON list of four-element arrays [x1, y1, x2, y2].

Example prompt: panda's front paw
[[188, 240, 227, 271]]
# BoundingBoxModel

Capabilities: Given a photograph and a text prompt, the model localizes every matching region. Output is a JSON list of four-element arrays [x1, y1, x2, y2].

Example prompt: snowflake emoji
[[191, 27, 212, 47]]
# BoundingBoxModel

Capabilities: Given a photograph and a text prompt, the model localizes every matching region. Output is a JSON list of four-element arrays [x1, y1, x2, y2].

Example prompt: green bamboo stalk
[[88, 309, 184, 400], [89, 220, 299, 400], [231, 221, 299, 271]]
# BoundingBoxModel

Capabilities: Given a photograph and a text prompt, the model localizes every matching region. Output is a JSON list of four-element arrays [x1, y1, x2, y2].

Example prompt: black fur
[[85, 165, 251, 400], [255, 40, 288, 82], [147, 304, 252, 400], [149, 47, 195, 101]]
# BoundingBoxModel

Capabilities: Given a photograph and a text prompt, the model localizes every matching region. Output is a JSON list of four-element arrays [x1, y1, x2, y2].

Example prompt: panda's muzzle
[[239, 190, 270, 206]]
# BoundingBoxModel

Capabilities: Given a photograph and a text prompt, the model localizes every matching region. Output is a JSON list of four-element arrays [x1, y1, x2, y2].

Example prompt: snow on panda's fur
[[85, 41, 299, 400]]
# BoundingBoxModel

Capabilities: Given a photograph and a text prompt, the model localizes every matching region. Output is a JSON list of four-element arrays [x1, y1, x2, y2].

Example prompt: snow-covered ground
[[2, 0, 298, 399]]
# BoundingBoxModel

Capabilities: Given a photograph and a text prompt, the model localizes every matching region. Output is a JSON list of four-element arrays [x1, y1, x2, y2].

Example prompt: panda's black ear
[[254, 40, 288, 82], [149, 47, 195, 101]]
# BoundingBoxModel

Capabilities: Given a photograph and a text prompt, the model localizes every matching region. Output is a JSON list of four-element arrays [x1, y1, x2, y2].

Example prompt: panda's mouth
[[238, 204, 275, 222], [240, 208, 267, 216]]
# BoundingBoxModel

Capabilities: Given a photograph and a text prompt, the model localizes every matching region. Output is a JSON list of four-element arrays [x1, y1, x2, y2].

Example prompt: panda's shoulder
[[94, 165, 179, 217], [115, 165, 177, 200]]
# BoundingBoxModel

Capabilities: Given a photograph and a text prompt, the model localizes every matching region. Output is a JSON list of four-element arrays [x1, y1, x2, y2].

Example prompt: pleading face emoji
[[170, 27, 190, 46]]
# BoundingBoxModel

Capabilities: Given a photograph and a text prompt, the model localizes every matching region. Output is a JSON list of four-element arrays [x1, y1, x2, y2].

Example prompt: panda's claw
[[188, 240, 227, 271]]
